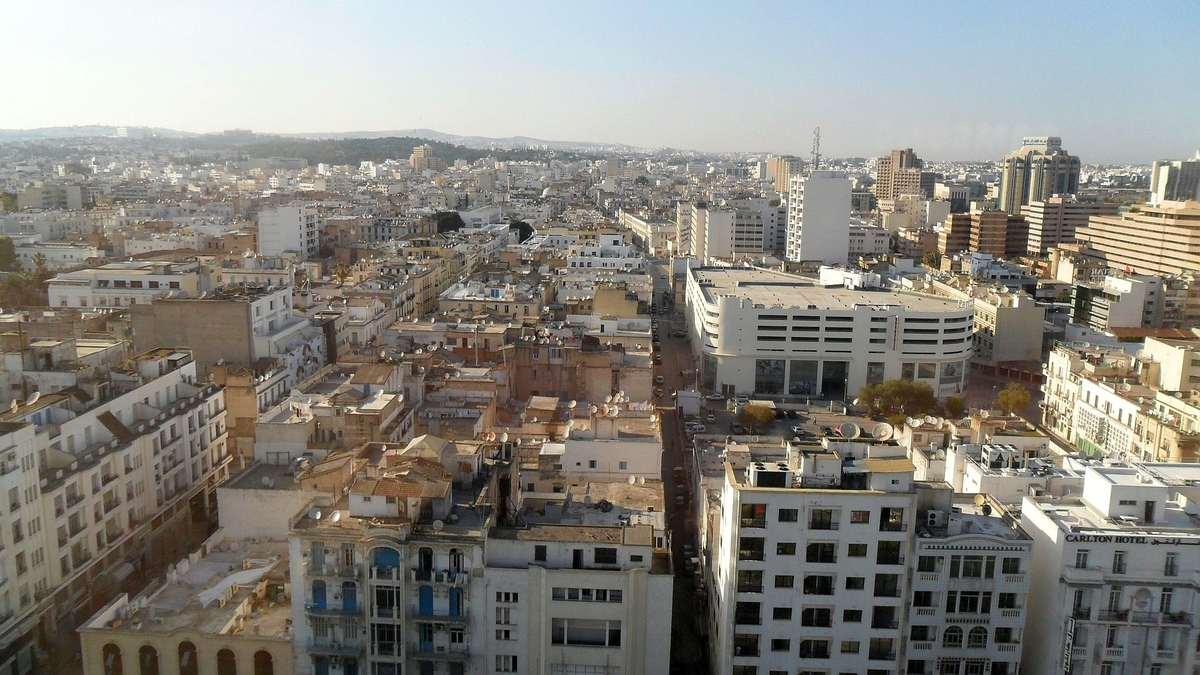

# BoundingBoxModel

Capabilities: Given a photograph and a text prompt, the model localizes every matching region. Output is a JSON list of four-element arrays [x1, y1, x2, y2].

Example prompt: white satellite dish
[[872, 423, 894, 441], [839, 422, 861, 439], [26, 392, 40, 406], [628, 475, 636, 484], [568, 400, 577, 409], [499, 432, 509, 442], [307, 507, 323, 521], [330, 511, 342, 524], [432, 520, 444, 532], [8, 400, 16, 413]]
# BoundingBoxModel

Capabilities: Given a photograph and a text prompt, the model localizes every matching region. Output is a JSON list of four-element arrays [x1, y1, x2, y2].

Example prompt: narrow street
[[649, 259, 711, 674]]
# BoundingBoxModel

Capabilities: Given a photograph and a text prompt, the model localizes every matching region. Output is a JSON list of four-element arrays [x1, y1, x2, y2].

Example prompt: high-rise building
[[786, 171, 851, 265], [767, 156, 805, 196], [258, 204, 323, 259], [1150, 153, 1200, 205], [409, 144, 447, 173], [873, 148, 935, 202], [997, 137, 1081, 215], [1022, 196, 1119, 257], [937, 214, 973, 256], [1075, 200, 1200, 275]]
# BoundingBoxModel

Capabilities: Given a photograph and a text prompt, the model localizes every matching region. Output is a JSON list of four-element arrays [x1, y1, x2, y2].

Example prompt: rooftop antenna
[[811, 127, 821, 171]]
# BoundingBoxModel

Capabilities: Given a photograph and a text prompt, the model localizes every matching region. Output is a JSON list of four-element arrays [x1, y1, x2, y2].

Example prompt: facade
[[1075, 200, 1200, 276], [259, 205, 323, 259], [618, 210, 674, 256], [926, 279, 1045, 365], [684, 267, 973, 400], [1150, 154, 1200, 205], [1070, 274, 1164, 331], [848, 224, 892, 257], [47, 260, 202, 308], [1022, 196, 1118, 258], [997, 137, 1081, 215], [873, 148, 935, 201], [706, 438, 1030, 675], [786, 171, 852, 265], [1021, 463, 1200, 675], [767, 155, 804, 196]]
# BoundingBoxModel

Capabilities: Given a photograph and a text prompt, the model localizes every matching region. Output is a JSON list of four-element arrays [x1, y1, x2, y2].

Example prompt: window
[[810, 508, 836, 529], [846, 577, 865, 590], [495, 629, 513, 641], [734, 602, 761, 625], [771, 638, 791, 652], [841, 640, 860, 654], [913, 591, 933, 607], [801, 607, 832, 627], [618, 461, 627, 470], [804, 575, 835, 595], [496, 655, 519, 672], [776, 542, 796, 556], [772, 606, 792, 620], [1160, 588, 1174, 614], [587, 460, 597, 469], [998, 593, 1017, 609], [496, 592, 519, 603], [807, 542, 836, 563], [1001, 557, 1020, 574], [778, 508, 799, 522], [918, 556, 938, 572], [879, 507, 904, 531], [797, 639, 830, 659], [551, 619, 622, 647], [774, 575, 794, 588], [1075, 549, 1090, 569], [737, 570, 763, 593], [1166, 552, 1179, 576], [843, 609, 863, 622], [943, 626, 963, 648], [967, 627, 988, 648], [495, 607, 512, 624], [741, 503, 767, 528], [594, 548, 617, 565], [1112, 551, 1127, 574], [848, 543, 868, 557], [534, 545, 547, 562], [851, 509, 870, 523]]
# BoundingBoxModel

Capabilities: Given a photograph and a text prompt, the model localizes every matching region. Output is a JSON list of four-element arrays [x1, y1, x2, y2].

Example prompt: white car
[[706, 414, 716, 423], [705, 393, 725, 401], [654, 375, 665, 384], [686, 424, 706, 434]]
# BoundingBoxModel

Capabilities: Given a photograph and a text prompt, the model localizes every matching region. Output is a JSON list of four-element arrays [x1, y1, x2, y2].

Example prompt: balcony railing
[[737, 584, 763, 594], [734, 614, 761, 626], [304, 603, 361, 616], [100, 473, 118, 486], [739, 518, 766, 529], [737, 550, 765, 562], [411, 607, 469, 624], [869, 650, 897, 661], [65, 493, 84, 508], [1071, 607, 1092, 620], [306, 638, 364, 656], [410, 645, 469, 661]]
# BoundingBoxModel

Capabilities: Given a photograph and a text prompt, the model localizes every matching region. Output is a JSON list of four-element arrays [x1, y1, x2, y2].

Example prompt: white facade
[[566, 234, 645, 272], [14, 242, 103, 271], [47, 260, 202, 308], [786, 170, 851, 265], [685, 267, 973, 399], [259, 205, 322, 259], [848, 223, 891, 257]]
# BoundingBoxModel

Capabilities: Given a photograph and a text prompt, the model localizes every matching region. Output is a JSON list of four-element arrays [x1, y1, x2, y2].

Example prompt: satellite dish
[[980, 410, 990, 419], [499, 432, 508, 443], [872, 423, 894, 441], [432, 520, 444, 532], [935, 449, 946, 460], [26, 392, 40, 406], [8, 400, 16, 413], [261, 476, 272, 487], [568, 400, 577, 409], [604, 395, 613, 403], [628, 475, 636, 484], [307, 507, 323, 521], [974, 494, 987, 506], [839, 422, 860, 439], [330, 511, 342, 523]]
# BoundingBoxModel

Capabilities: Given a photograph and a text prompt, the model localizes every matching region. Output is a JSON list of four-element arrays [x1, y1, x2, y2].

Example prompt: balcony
[[1061, 566, 1105, 584], [917, 572, 940, 582], [1104, 647, 1125, 659], [411, 607, 469, 624], [808, 521, 839, 531], [734, 614, 761, 626], [879, 521, 906, 532], [871, 620, 899, 630], [876, 554, 905, 566], [869, 650, 897, 661], [68, 522, 85, 537], [100, 473, 118, 486], [732, 645, 760, 658], [409, 568, 469, 586], [996, 644, 1019, 654], [311, 565, 359, 580], [306, 638, 364, 656], [1071, 607, 1092, 620], [739, 518, 766, 529], [304, 603, 361, 616], [410, 645, 469, 662], [103, 498, 122, 514], [1165, 612, 1195, 625], [737, 550, 765, 562], [737, 583, 763, 594], [370, 566, 403, 583]]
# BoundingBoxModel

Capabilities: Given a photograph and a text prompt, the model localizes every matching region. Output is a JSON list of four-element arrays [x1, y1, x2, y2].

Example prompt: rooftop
[[690, 267, 970, 313]]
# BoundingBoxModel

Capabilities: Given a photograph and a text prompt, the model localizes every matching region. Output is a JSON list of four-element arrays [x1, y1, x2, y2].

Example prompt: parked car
[[655, 375, 665, 384], [821, 426, 834, 436], [653, 354, 662, 364], [706, 413, 716, 423], [786, 409, 799, 419], [706, 393, 725, 401], [734, 394, 749, 404], [774, 409, 786, 419], [790, 425, 806, 435], [673, 330, 687, 338], [729, 423, 747, 434]]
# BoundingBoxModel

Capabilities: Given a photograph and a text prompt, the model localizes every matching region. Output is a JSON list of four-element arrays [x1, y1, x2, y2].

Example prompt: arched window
[[178, 641, 198, 675], [371, 547, 400, 575], [417, 547, 433, 573], [418, 585, 434, 616], [253, 650, 274, 675], [103, 643, 123, 675], [139, 646, 159, 675], [216, 648, 237, 675], [968, 626, 988, 648], [943, 626, 963, 648]]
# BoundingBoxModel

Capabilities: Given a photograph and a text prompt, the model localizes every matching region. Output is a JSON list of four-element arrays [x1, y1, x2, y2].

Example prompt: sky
[[3, 1, 1198, 164]]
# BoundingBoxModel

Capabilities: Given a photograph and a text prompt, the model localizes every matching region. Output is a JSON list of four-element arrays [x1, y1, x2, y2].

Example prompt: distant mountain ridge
[[0, 125, 642, 153]]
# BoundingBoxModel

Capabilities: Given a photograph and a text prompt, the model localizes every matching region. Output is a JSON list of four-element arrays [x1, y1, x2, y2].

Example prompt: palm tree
[[333, 262, 351, 286]]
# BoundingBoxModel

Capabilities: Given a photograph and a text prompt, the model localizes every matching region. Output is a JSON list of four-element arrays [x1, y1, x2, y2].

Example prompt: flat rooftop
[[690, 267, 967, 313]]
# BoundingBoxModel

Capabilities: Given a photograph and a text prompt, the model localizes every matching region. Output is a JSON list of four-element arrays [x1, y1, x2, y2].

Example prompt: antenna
[[811, 127, 821, 171]]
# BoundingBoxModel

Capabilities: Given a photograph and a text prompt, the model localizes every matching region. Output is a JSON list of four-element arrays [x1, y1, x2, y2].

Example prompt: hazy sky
[[4, 1, 1198, 163]]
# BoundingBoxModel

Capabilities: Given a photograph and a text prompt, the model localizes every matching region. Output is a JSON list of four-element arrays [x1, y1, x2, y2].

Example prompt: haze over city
[[3, 0, 1198, 162]]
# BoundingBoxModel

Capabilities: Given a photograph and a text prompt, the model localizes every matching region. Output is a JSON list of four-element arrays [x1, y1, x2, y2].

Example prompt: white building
[[47, 260, 202, 308], [848, 223, 891, 257], [259, 205, 323, 259], [786, 170, 852, 265], [706, 438, 1030, 675], [565, 233, 645, 272], [1021, 463, 1200, 675], [14, 242, 103, 271], [685, 267, 973, 399]]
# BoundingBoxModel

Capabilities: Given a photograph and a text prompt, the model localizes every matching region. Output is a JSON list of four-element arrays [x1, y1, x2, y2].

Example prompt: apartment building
[[848, 224, 891, 257], [924, 278, 1045, 365], [997, 137, 1081, 216], [767, 155, 804, 196], [1070, 273, 1165, 331], [1150, 154, 1200, 205], [1022, 196, 1118, 258], [873, 148, 935, 201], [786, 171, 851, 265], [1021, 463, 1200, 675], [618, 210, 674, 257], [565, 234, 645, 272], [707, 438, 1030, 675], [0, 349, 230, 673], [511, 334, 653, 402], [676, 200, 780, 261], [47, 260, 202, 308], [438, 281, 543, 323], [1075, 200, 1200, 276], [684, 267, 974, 400], [259, 205, 323, 259]]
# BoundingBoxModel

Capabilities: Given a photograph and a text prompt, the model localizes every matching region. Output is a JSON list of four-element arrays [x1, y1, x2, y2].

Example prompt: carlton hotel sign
[[1065, 533, 1200, 546]]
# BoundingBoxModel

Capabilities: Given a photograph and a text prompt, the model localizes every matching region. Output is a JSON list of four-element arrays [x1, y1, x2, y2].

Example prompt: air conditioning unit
[[330, 656, 342, 668], [926, 510, 946, 528]]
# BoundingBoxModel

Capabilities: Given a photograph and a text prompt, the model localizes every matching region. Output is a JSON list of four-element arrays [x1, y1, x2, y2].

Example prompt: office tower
[[1075, 200, 1200, 275], [786, 171, 851, 265], [937, 213, 973, 256], [997, 137, 1081, 215], [1150, 153, 1200, 205], [1022, 196, 1119, 257], [873, 148, 935, 202], [767, 156, 805, 196]]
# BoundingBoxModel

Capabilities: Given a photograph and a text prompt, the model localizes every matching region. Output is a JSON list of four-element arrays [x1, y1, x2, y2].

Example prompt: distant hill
[[184, 135, 584, 165], [0, 125, 195, 141]]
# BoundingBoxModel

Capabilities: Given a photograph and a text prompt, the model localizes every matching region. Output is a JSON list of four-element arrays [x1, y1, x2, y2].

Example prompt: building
[[1070, 274, 1164, 331], [1150, 153, 1200, 205], [997, 137, 1081, 215], [1022, 196, 1119, 258], [873, 148, 935, 202], [786, 171, 852, 265], [767, 155, 805, 196], [848, 224, 891, 258], [618, 211, 674, 257], [259, 205, 322, 259], [438, 280, 543, 322], [684, 267, 974, 400], [706, 438, 1030, 675], [78, 536, 292, 675], [47, 260, 202, 309], [1021, 463, 1200, 675], [937, 214, 973, 256], [925, 278, 1045, 365], [1075, 200, 1200, 276], [409, 145, 448, 173]]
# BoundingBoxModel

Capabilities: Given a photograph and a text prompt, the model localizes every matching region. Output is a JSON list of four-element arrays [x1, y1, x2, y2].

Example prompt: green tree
[[737, 404, 776, 433], [945, 395, 966, 419], [858, 380, 939, 419], [31, 253, 49, 281], [508, 219, 533, 243], [0, 192, 17, 214], [432, 211, 466, 234], [996, 383, 1032, 415], [333, 262, 351, 286], [921, 250, 943, 269], [0, 237, 17, 272], [634, 175, 650, 186]]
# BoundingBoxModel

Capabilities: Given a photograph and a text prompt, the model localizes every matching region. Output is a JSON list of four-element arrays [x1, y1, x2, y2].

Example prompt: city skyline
[[3, 1, 1198, 164]]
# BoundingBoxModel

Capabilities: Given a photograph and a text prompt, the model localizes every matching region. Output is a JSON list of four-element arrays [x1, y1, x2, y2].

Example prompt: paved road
[[647, 259, 710, 674]]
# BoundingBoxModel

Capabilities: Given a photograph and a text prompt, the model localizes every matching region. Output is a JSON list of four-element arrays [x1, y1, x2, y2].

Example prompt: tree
[[945, 395, 966, 419], [737, 404, 776, 433], [634, 175, 649, 186], [0, 237, 17, 272], [857, 380, 939, 419], [30, 253, 49, 281], [0, 192, 17, 214], [333, 262, 351, 286], [508, 219, 534, 243], [996, 383, 1032, 416], [432, 211, 466, 234], [921, 250, 942, 269]]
